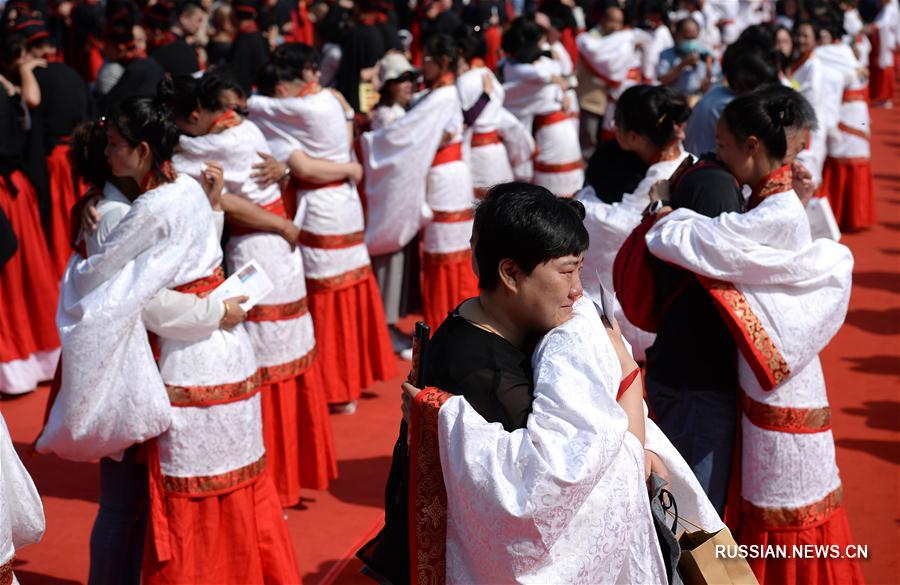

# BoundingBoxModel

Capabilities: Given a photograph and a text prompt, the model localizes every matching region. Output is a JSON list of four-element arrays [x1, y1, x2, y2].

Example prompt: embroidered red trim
[[742, 486, 843, 529], [534, 159, 585, 173], [246, 297, 308, 322], [229, 198, 287, 236], [166, 370, 261, 407], [431, 208, 474, 223], [163, 455, 267, 497], [533, 110, 573, 129], [0, 557, 12, 585], [306, 264, 372, 292], [837, 122, 869, 140], [742, 393, 831, 434], [697, 276, 791, 391], [258, 347, 316, 384], [842, 88, 868, 103], [206, 109, 242, 134], [173, 266, 225, 297], [748, 164, 792, 210], [432, 142, 463, 167], [423, 249, 472, 267], [298, 230, 365, 249], [471, 130, 501, 147], [409, 387, 453, 585]]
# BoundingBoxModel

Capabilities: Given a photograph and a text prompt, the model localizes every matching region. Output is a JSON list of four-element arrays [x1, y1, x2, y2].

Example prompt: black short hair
[[108, 96, 181, 171], [157, 69, 240, 120], [501, 17, 543, 64], [722, 40, 779, 93], [473, 182, 588, 291], [722, 84, 817, 161], [70, 120, 111, 188], [615, 85, 692, 147]]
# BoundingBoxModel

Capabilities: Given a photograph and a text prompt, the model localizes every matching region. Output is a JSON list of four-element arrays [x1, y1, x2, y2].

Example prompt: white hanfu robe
[[502, 56, 584, 197], [646, 171, 864, 582], [410, 296, 722, 584], [575, 148, 691, 361], [0, 414, 44, 585], [789, 52, 829, 186]]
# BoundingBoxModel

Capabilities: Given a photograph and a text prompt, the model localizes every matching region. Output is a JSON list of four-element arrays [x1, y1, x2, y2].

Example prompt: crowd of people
[[0, 0, 894, 583]]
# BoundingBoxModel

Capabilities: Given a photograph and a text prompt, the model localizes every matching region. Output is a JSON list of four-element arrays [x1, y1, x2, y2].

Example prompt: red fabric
[[0, 171, 60, 363], [45, 142, 80, 277], [260, 365, 338, 506], [560, 27, 578, 67], [143, 465, 302, 584], [410, 18, 422, 67], [739, 506, 865, 585], [820, 157, 877, 230], [421, 251, 478, 330], [616, 367, 640, 401], [431, 142, 463, 167], [483, 25, 502, 71], [868, 31, 896, 103], [288, 1, 314, 44], [308, 272, 397, 404]]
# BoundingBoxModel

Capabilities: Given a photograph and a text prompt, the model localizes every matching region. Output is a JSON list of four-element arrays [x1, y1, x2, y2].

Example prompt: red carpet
[[3, 106, 899, 584]]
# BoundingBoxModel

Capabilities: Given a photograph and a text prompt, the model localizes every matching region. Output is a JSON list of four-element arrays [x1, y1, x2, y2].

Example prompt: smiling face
[[510, 254, 584, 333], [795, 23, 816, 54]]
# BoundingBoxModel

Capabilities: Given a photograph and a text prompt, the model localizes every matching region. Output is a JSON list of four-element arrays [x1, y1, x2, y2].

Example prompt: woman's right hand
[[400, 381, 422, 425], [278, 218, 300, 250], [220, 296, 249, 328], [252, 152, 287, 188], [81, 194, 102, 233]]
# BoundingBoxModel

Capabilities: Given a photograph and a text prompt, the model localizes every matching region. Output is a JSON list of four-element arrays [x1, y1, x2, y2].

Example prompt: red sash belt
[[471, 130, 501, 148], [742, 392, 832, 434], [837, 122, 869, 139], [298, 229, 365, 249], [533, 159, 585, 173], [173, 267, 225, 298], [842, 87, 868, 103], [432, 208, 474, 223], [229, 198, 287, 237], [533, 110, 573, 129], [742, 486, 843, 529], [432, 142, 463, 167], [295, 178, 347, 191]]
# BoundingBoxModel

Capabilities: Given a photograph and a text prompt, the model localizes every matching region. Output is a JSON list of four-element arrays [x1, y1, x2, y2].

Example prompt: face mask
[[678, 39, 702, 54]]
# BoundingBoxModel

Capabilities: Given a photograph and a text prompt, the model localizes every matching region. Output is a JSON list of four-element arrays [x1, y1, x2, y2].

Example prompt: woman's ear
[[746, 135, 760, 157], [137, 141, 153, 166], [497, 258, 519, 293]]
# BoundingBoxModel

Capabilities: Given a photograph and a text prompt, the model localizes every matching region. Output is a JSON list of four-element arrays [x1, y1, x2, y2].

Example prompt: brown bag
[[677, 526, 759, 585]]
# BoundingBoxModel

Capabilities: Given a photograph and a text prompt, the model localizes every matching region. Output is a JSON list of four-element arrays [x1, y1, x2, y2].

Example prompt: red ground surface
[[3, 105, 898, 584]]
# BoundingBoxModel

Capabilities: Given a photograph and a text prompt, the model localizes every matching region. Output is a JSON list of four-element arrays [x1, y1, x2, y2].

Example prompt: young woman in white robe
[[789, 20, 830, 187], [163, 71, 342, 503], [502, 18, 583, 197], [248, 43, 396, 409], [645, 86, 864, 585], [816, 23, 877, 230], [38, 98, 301, 583], [576, 85, 692, 361], [0, 413, 44, 585]]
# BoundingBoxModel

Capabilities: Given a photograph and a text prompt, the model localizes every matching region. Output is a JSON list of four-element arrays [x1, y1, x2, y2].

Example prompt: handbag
[[649, 473, 683, 585], [667, 513, 759, 585]]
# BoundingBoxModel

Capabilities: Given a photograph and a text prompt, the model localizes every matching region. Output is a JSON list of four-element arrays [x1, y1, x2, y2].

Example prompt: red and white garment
[[0, 170, 59, 396], [408, 296, 722, 584], [789, 51, 829, 187], [576, 28, 648, 144], [502, 56, 583, 197], [250, 90, 396, 404], [457, 63, 514, 199], [708, 0, 741, 46], [869, 0, 898, 103], [647, 167, 864, 585], [817, 42, 876, 230], [45, 140, 82, 278], [174, 116, 336, 500], [575, 147, 690, 361], [420, 81, 477, 328], [0, 413, 45, 585]]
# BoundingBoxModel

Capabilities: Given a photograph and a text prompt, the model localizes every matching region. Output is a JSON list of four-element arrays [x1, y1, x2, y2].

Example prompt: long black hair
[[615, 85, 692, 148], [70, 120, 111, 188], [721, 84, 817, 161], [157, 69, 242, 120], [501, 17, 544, 64]]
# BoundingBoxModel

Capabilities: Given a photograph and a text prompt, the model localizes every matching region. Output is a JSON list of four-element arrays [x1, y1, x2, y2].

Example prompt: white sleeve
[[85, 205, 131, 257], [213, 210, 225, 240], [247, 94, 315, 122], [1, 415, 45, 557], [142, 289, 224, 342]]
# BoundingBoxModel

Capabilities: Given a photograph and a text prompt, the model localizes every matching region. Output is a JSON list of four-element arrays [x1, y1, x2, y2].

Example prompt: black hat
[[232, 0, 259, 19], [14, 14, 49, 45]]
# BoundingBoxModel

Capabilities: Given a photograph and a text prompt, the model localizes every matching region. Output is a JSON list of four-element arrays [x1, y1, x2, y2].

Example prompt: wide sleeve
[[0, 415, 44, 561], [142, 290, 224, 342]]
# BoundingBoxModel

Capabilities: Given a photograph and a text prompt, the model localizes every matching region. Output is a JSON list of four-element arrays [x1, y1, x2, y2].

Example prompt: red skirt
[[308, 271, 397, 404], [143, 470, 301, 584], [260, 364, 338, 507], [820, 157, 876, 230], [0, 171, 60, 365], [739, 505, 865, 585], [869, 65, 895, 103], [46, 143, 80, 277], [421, 250, 479, 330]]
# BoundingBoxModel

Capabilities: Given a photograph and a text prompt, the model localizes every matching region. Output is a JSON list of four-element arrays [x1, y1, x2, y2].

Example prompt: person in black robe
[[583, 138, 648, 204], [144, 0, 201, 77], [227, 0, 270, 94], [335, 0, 402, 111], [357, 183, 589, 585], [67, 0, 105, 82], [100, 9, 166, 113]]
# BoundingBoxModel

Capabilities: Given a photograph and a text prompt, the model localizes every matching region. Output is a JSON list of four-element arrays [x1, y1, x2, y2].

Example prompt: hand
[[81, 194, 102, 233], [648, 179, 670, 204], [645, 449, 670, 485], [201, 161, 225, 210], [400, 381, 422, 425], [252, 151, 287, 188], [681, 53, 700, 67], [0, 74, 14, 97], [220, 295, 249, 328], [561, 93, 571, 113], [278, 218, 300, 250], [20, 56, 48, 73], [481, 72, 493, 95], [791, 160, 815, 207]]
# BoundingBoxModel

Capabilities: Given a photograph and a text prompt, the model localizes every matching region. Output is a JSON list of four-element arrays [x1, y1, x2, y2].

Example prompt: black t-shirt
[[584, 139, 648, 204], [646, 157, 744, 390], [357, 304, 534, 584]]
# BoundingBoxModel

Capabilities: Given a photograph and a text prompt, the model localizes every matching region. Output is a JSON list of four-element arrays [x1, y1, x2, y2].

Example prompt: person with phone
[[657, 17, 720, 99]]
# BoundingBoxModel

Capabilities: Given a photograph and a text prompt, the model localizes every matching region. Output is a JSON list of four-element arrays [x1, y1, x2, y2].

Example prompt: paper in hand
[[209, 260, 274, 311]]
